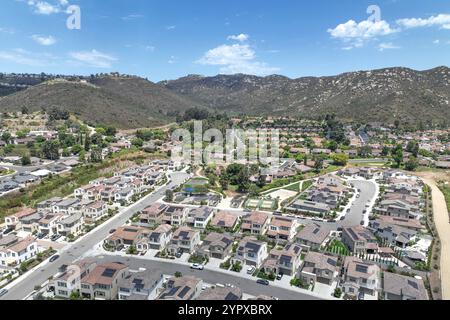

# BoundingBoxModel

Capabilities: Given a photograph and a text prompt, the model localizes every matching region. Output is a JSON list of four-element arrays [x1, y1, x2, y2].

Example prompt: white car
[[191, 263, 204, 270], [247, 266, 256, 274]]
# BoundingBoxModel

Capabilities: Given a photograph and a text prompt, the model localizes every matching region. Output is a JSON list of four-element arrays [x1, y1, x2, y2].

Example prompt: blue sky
[[0, 0, 450, 81]]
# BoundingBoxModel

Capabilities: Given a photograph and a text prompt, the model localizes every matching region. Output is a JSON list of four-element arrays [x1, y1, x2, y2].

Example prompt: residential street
[[0, 171, 190, 300], [93, 255, 323, 300]]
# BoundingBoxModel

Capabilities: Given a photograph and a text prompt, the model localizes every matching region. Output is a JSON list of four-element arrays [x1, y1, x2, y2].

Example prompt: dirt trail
[[417, 171, 450, 299]]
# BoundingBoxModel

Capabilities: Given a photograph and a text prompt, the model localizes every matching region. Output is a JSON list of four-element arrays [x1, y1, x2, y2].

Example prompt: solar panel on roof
[[124, 228, 138, 233], [408, 280, 419, 290], [102, 268, 116, 278], [313, 228, 320, 234], [225, 292, 240, 301], [327, 258, 337, 267], [355, 264, 368, 273], [178, 286, 191, 298]]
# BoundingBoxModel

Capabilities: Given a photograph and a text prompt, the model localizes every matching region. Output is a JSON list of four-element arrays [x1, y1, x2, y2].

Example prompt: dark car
[[360, 221, 365, 225], [2, 227, 14, 235], [358, 292, 365, 300], [37, 233, 46, 239], [175, 251, 183, 258], [109, 229, 116, 234], [51, 234, 61, 241], [276, 273, 283, 281], [0, 289, 8, 298], [49, 255, 60, 263], [256, 279, 270, 286]]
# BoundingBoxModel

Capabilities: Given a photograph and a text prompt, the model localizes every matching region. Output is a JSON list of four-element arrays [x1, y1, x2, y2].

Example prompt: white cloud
[[31, 34, 56, 46], [168, 56, 177, 64], [433, 39, 440, 44], [21, 0, 70, 15], [27, 1, 60, 15], [197, 42, 279, 76], [166, 25, 176, 30], [227, 33, 250, 42], [397, 14, 450, 30], [69, 49, 117, 68], [329, 19, 397, 40], [378, 42, 401, 51], [0, 48, 58, 66]]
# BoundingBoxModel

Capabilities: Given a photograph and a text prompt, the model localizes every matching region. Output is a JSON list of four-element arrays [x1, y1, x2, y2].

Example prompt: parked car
[[49, 255, 60, 263], [175, 251, 183, 258], [256, 279, 270, 286], [2, 227, 14, 235], [0, 289, 8, 298], [37, 233, 46, 239], [190, 263, 204, 270], [51, 234, 61, 241], [358, 292, 365, 300], [340, 216, 345, 221], [247, 266, 256, 275], [276, 273, 283, 281], [109, 229, 116, 234], [360, 221, 365, 225]]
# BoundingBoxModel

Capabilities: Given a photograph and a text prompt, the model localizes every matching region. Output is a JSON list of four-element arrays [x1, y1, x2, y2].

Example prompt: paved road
[[93, 255, 322, 300], [420, 176, 450, 300], [0, 171, 190, 300]]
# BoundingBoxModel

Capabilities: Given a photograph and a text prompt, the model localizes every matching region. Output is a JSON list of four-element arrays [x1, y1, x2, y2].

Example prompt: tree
[[165, 189, 174, 202], [21, 155, 31, 166], [1, 132, 11, 144], [71, 144, 83, 155], [84, 135, 91, 151], [391, 145, 404, 168], [381, 146, 390, 157], [131, 138, 144, 148], [406, 140, 419, 157], [21, 106, 29, 115], [313, 156, 324, 173], [405, 156, 419, 171], [174, 271, 182, 278], [331, 153, 349, 166], [90, 147, 103, 163], [42, 140, 60, 160]]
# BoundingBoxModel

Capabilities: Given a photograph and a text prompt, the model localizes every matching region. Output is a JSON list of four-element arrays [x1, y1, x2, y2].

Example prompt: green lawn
[[438, 184, 450, 212], [324, 240, 351, 256], [285, 182, 301, 192], [301, 180, 313, 192]]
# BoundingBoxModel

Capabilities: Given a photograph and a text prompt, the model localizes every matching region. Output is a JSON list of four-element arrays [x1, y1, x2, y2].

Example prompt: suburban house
[[158, 276, 203, 300], [341, 257, 381, 298], [80, 262, 129, 300], [240, 211, 270, 235], [210, 211, 240, 231], [262, 243, 303, 276], [54, 260, 97, 299], [114, 187, 135, 205], [162, 205, 189, 226], [342, 226, 379, 254], [105, 226, 149, 251], [295, 223, 330, 250], [197, 286, 242, 300], [38, 213, 64, 236], [83, 201, 108, 225], [167, 226, 201, 255], [137, 224, 173, 251], [286, 200, 331, 216], [56, 212, 84, 237], [370, 223, 417, 248], [36, 197, 63, 211], [52, 198, 82, 215], [18, 211, 43, 233], [138, 203, 168, 227], [373, 200, 420, 219], [196, 232, 234, 260], [186, 207, 215, 229], [118, 270, 164, 300], [234, 237, 268, 268], [299, 251, 339, 286], [382, 273, 429, 300], [0, 236, 37, 267], [5, 208, 37, 230], [266, 216, 299, 241]]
